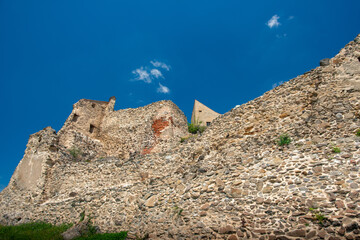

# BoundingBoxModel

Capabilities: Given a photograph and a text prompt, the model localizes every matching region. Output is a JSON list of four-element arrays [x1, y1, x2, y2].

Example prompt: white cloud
[[272, 81, 284, 89], [150, 69, 163, 78], [131, 60, 172, 95], [132, 67, 152, 83], [157, 83, 170, 94], [288, 16, 294, 20], [267, 15, 281, 28], [150, 60, 170, 71]]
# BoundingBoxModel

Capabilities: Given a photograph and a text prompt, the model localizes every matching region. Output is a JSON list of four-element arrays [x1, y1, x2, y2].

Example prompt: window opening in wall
[[358, 56, 360, 62], [72, 114, 79, 122], [199, 110, 202, 112], [206, 122, 211, 126], [92, 103, 96, 108], [89, 124, 95, 133]]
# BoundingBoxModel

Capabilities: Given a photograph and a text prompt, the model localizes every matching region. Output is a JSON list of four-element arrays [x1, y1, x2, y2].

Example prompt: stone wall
[[99, 100, 188, 157], [0, 99, 188, 225], [58, 98, 188, 159], [7, 127, 58, 192], [1, 34, 360, 239]]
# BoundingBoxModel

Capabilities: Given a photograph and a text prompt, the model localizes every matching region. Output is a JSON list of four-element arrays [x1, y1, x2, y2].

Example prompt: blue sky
[[0, 0, 359, 190]]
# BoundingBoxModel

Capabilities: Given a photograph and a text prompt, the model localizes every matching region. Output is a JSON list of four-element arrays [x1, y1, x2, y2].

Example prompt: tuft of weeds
[[356, 129, 360, 137], [309, 207, 327, 225], [188, 122, 206, 134], [180, 135, 195, 143], [315, 213, 326, 224], [332, 147, 341, 153], [277, 133, 291, 146], [173, 205, 183, 216], [79, 211, 86, 222], [69, 146, 82, 159]]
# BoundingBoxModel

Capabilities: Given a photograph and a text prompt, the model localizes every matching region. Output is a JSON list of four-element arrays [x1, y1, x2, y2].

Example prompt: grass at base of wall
[[0, 222, 128, 240], [0, 222, 72, 240], [74, 232, 127, 240]]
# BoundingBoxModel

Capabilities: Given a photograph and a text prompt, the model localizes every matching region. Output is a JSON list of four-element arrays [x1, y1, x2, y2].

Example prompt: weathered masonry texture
[[191, 99, 220, 126], [58, 97, 188, 159], [1, 34, 360, 239]]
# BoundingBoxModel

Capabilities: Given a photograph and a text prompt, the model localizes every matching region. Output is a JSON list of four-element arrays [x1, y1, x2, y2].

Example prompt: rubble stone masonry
[[1, 34, 360, 239]]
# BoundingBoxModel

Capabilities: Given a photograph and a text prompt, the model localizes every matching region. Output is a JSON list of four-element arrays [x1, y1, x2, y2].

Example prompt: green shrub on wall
[[356, 129, 360, 137], [188, 123, 206, 134], [277, 133, 291, 146], [69, 146, 82, 159]]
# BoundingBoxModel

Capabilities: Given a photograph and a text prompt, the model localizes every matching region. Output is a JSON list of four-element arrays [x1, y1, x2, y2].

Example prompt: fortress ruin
[[1, 34, 360, 239]]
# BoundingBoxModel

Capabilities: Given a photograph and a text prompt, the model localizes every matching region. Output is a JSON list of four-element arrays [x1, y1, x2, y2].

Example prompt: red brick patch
[[152, 117, 170, 137], [141, 146, 154, 155]]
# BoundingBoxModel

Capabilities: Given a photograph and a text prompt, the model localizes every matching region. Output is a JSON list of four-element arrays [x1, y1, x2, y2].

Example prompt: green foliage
[[309, 207, 327, 225], [0, 221, 127, 240], [188, 123, 206, 134], [356, 129, 360, 137], [74, 232, 127, 240], [0, 222, 72, 240], [277, 134, 291, 146], [79, 211, 86, 222], [74, 216, 126, 240], [315, 213, 326, 224], [69, 146, 82, 159], [87, 223, 97, 236], [178, 208, 183, 216], [173, 205, 183, 216], [332, 147, 341, 153], [180, 135, 195, 143]]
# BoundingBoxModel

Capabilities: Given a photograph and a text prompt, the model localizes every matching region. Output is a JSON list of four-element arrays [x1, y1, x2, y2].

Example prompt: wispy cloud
[[150, 60, 170, 71], [131, 60, 172, 94], [288, 16, 295, 20], [276, 33, 287, 39], [267, 15, 281, 28], [272, 81, 284, 89], [150, 69, 163, 79], [157, 83, 170, 94], [131, 60, 170, 83], [132, 67, 152, 83]]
